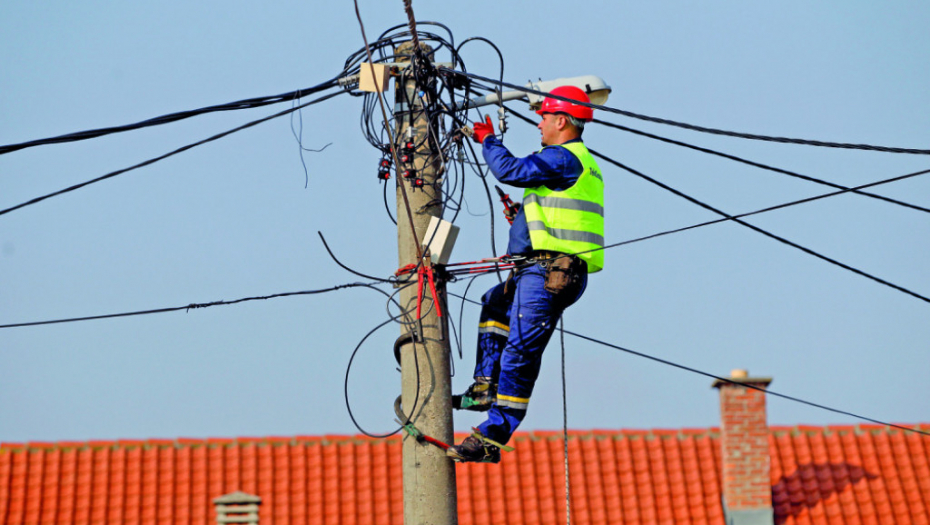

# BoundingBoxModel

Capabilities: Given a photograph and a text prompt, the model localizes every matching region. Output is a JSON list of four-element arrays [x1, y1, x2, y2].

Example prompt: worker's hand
[[472, 115, 495, 144]]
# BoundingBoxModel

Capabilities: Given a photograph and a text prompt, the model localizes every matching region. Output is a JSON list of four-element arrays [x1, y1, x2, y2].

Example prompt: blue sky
[[2, 2, 928, 442]]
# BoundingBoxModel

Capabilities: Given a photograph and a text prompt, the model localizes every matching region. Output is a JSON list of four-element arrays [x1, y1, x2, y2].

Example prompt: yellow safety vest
[[522, 141, 605, 273]]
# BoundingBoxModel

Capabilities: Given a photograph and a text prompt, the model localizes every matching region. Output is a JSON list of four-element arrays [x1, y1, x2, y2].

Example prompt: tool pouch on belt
[[543, 255, 584, 295]]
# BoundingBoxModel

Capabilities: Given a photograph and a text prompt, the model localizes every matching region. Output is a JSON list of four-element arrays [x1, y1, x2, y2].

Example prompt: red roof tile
[[0, 427, 928, 524]]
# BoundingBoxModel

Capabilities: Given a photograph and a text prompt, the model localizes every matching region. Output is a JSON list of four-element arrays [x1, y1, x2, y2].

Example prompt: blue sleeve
[[481, 136, 582, 190]]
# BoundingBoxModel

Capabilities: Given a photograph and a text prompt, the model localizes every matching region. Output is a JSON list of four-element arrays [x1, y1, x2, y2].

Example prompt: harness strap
[[402, 423, 450, 451], [471, 428, 515, 452]]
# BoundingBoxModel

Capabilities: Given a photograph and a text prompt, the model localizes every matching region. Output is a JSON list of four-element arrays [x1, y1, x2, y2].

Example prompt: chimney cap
[[213, 491, 262, 505], [712, 369, 772, 389]]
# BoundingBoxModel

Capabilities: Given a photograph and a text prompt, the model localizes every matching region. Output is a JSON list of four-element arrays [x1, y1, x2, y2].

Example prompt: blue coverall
[[474, 135, 589, 446]]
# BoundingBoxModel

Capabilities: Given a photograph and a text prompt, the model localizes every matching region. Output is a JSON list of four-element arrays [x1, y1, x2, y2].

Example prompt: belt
[[519, 251, 587, 273], [527, 250, 567, 260], [512, 251, 578, 269]]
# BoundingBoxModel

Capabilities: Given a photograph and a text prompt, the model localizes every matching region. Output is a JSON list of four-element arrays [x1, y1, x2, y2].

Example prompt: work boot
[[451, 379, 496, 412], [446, 434, 501, 464]]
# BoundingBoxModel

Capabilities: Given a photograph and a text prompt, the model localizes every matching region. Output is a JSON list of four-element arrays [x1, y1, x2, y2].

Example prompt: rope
[[560, 317, 572, 525], [402, 0, 419, 50]]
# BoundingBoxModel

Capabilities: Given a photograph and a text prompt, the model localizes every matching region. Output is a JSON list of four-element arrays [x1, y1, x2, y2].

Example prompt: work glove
[[472, 115, 495, 144], [504, 202, 522, 224]]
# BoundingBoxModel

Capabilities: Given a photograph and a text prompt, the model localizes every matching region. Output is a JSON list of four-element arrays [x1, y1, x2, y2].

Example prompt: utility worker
[[447, 86, 604, 463]]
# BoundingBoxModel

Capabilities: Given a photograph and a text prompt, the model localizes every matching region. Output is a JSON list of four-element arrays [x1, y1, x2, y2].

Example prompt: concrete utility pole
[[393, 41, 458, 525]]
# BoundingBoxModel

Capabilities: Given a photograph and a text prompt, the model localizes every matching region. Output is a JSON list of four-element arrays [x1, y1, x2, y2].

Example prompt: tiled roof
[[1, 425, 927, 525], [769, 425, 930, 525]]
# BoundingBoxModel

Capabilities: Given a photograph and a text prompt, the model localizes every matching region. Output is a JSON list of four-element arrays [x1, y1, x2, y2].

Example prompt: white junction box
[[422, 216, 459, 265]]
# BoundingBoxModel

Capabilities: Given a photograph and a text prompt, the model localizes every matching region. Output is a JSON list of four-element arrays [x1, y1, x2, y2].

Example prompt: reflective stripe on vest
[[522, 141, 605, 272], [526, 221, 605, 246], [523, 194, 604, 216]]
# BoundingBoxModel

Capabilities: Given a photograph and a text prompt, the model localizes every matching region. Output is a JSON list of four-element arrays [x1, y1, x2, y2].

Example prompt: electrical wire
[[345, 316, 403, 439], [447, 292, 930, 437], [318, 232, 396, 284], [453, 274, 483, 360], [341, 281, 422, 440], [16, 21, 919, 442], [0, 79, 342, 156], [561, 328, 930, 438], [595, 166, 930, 258], [290, 96, 333, 188], [351, 35, 930, 442], [506, 105, 930, 305], [0, 282, 384, 330], [344, 19, 522, 441], [354, 0, 423, 258], [0, 90, 346, 218], [345, 31, 508, 299], [382, 176, 397, 225], [446, 69, 930, 155], [590, 118, 930, 214], [590, 149, 930, 305]]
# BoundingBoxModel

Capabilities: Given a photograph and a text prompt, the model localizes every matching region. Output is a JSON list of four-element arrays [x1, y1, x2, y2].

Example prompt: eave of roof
[[1, 424, 927, 525]]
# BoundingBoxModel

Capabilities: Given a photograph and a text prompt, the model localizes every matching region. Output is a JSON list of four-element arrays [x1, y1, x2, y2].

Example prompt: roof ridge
[[4, 423, 927, 452]]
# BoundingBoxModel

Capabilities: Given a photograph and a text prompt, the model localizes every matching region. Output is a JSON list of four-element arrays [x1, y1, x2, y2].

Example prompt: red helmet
[[536, 85, 594, 122]]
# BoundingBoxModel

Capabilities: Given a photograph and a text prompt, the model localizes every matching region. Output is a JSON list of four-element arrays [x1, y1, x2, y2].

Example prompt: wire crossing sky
[[1, 2, 928, 443]]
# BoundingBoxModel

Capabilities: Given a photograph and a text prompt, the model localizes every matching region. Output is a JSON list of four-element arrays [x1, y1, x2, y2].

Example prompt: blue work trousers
[[474, 262, 587, 445]]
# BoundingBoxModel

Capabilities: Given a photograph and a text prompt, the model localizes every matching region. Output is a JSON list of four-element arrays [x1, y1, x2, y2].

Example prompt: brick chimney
[[712, 369, 774, 525]]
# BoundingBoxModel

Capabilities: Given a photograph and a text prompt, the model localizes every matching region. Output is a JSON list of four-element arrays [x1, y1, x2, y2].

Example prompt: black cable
[[447, 292, 930, 437], [344, 317, 402, 439], [590, 118, 930, 214], [0, 282, 381, 329], [561, 328, 930, 438], [0, 78, 341, 156], [382, 176, 397, 225], [456, 37, 506, 138], [0, 90, 346, 218], [454, 273, 485, 360], [346, 22, 474, 433], [352, 12, 424, 261], [353, 24, 488, 235], [377, 22, 455, 49], [454, 121, 500, 263], [597, 167, 930, 256], [290, 97, 333, 188], [318, 231, 396, 284], [590, 149, 930, 305], [342, 279, 415, 440], [445, 68, 930, 155], [507, 104, 930, 305]]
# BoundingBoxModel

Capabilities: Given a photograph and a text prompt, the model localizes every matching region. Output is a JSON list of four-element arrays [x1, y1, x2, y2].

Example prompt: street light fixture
[[457, 74, 611, 110]]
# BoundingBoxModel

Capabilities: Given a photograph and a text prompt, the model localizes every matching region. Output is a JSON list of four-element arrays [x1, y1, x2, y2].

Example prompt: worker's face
[[537, 112, 563, 147]]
